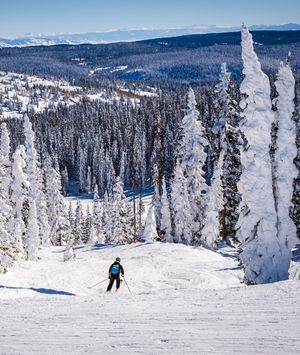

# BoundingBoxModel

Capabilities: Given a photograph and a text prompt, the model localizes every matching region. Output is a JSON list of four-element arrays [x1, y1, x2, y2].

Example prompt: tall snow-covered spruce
[[24, 198, 39, 261], [23, 114, 50, 245], [175, 88, 208, 242], [9, 146, 29, 257], [171, 162, 193, 244], [274, 57, 298, 278], [46, 164, 70, 246], [109, 177, 133, 244], [202, 63, 241, 247], [160, 177, 173, 243], [0, 123, 14, 272], [237, 24, 281, 284], [201, 151, 224, 249]]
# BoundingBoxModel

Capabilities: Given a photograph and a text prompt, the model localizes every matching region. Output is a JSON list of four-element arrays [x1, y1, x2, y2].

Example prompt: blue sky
[[0, 0, 300, 37]]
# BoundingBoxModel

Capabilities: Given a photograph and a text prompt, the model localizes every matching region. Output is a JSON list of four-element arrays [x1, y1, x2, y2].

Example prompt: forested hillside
[[0, 26, 300, 284], [0, 30, 300, 83]]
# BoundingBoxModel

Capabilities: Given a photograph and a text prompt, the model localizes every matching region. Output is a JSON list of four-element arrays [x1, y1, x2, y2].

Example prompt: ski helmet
[[116, 257, 121, 262]]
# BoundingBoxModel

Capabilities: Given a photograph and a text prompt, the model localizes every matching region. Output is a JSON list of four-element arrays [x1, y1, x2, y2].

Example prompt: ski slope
[[0, 243, 299, 354]]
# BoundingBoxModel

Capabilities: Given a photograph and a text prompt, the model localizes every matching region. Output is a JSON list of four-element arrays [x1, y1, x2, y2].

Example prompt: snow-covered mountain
[[1, 23, 300, 47]]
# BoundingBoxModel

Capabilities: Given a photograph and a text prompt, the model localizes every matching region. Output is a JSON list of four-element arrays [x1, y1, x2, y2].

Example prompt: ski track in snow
[[0, 243, 299, 354]]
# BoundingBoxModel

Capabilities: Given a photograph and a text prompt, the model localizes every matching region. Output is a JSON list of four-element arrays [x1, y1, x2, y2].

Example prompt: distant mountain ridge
[[1, 23, 300, 47]]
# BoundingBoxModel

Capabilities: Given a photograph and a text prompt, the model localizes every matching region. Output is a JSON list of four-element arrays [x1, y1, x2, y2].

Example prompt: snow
[[0, 71, 82, 119], [0, 242, 299, 354], [110, 65, 128, 73], [0, 71, 141, 120]]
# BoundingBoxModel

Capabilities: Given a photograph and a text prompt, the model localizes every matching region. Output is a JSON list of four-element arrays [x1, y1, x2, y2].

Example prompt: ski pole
[[88, 278, 108, 289], [123, 277, 133, 295]]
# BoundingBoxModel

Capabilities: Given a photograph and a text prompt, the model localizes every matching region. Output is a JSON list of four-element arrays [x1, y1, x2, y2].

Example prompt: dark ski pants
[[106, 275, 121, 291]]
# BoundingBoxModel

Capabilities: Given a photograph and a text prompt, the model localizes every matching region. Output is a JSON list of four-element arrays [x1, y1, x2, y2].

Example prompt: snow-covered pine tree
[[74, 200, 84, 244], [86, 166, 92, 194], [61, 167, 69, 196], [78, 142, 87, 193], [202, 151, 224, 249], [9, 145, 29, 256], [102, 190, 112, 243], [24, 198, 39, 261], [273, 56, 298, 278], [46, 165, 70, 246], [177, 88, 208, 241], [23, 114, 39, 202], [0, 123, 11, 200], [291, 67, 300, 240], [0, 123, 15, 271], [87, 215, 97, 246], [213, 63, 242, 244], [85, 205, 94, 245], [171, 162, 193, 244], [0, 223, 14, 273], [221, 120, 242, 244], [151, 116, 164, 236], [152, 163, 162, 236], [160, 177, 173, 243], [143, 203, 158, 242], [237, 24, 281, 284], [66, 202, 75, 246], [212, 62, 231, 150], [119, 152, 126, 185], [23, 114, 50, 245], [92, 184, 103, 243], [110, 176, 133, 244]]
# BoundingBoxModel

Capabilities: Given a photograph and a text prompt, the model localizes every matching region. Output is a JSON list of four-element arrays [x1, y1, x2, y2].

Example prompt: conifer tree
[[102, 191, 112, 243], [177, 88, 208, 240], [160, 177, 173, 243], [23, 114, 50, 245], [273, 57, 298, 278], [0, 123, 11, 200], [0, 123, 14, 271], [24, 198, 39, 261], [74, 200, 84, 244], [212, 63, 242, 244], [237, 24, 281, 284], [10, 146, 29, 256], [202, 151, 224, 249], [46, 165, 70, 246], [143, 203, 158, 242], [171, 163, 193, 244], [110, 177, 133, 244], [92, 185, 103, 243]]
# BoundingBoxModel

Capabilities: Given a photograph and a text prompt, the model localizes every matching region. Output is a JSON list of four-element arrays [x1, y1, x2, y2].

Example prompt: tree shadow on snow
[[0, 285, 76, 296], [215, 266, 243, 272], [83, 243, 120, 252], [217, 250, 239, 259]]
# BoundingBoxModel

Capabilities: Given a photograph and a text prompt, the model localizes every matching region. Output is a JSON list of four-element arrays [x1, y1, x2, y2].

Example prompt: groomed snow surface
[[0, 243, 299, 354]]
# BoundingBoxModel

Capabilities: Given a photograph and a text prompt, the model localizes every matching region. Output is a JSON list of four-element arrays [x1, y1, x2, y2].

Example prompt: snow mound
[[0, 242, 243, 299]]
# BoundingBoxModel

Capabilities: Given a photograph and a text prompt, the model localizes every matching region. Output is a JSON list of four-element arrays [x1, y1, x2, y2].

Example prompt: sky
[[0, 0, 300, 38]]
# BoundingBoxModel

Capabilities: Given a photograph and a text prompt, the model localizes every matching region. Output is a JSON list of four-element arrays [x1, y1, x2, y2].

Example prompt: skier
[[106, 257, 125, 292]]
